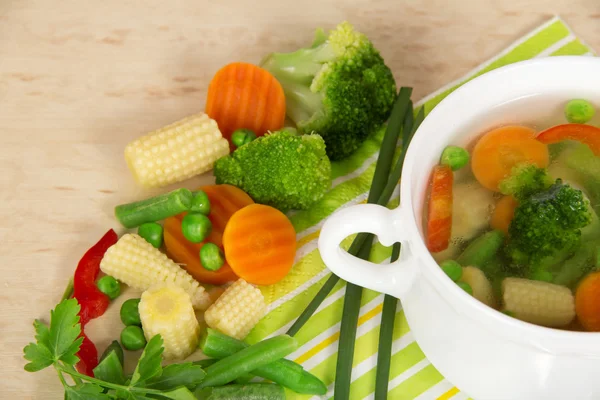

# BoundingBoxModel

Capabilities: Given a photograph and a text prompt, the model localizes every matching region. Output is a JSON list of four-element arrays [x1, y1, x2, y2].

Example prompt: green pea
[[97, 276, 121, 300], [120, 325, 146, 351], [137, 222, 163, 248], [200, 243, 225, 271], [440, 145, 470, 171], [191, 190, 211, 215], [120, 298, 141, 326], [231, 129, 257, 148], [182, 213, 212, 243], [565, 99, 595, 124], [456, 281, 473, 295], [440, 260, 463, 282]]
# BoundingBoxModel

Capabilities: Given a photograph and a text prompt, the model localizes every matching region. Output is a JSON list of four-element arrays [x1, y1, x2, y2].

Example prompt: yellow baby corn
[[125, 113, 229, 188], [100, 233, 211, 310], [502, 277, 575, 327], [460, 266, 496, 308], [139, 284, 201, 360], [204, 279, 266, 340]]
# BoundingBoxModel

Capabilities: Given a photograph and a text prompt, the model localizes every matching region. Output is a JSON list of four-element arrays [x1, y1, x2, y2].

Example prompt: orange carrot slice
[[471, 125, 549, 192], [491, 195, 518, 235], [427, 165, 453, 253], [536, 124, 600, 156], [575, 271, 600, 331], [164, 184, 254, 285], [223, 204, 296, 286], [205, 62, 286, 150]]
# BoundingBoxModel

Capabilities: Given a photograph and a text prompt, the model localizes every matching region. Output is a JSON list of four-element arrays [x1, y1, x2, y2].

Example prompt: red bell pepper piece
[[71, 229, 118, 376], [426, 165, 454, 253], [536, 124, 600, 156]]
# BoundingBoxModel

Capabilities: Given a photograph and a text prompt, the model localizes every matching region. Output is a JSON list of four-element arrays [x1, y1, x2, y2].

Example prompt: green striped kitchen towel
[[247, 16, 596, 400]]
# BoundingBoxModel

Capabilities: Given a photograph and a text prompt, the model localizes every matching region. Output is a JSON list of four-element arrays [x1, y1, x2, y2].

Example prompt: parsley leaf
[[130, 335, 164, 386], [48, 299, 82, 363], [159, 387, 198, 400], [145, 363, 206, 390], [64, 383, 111, 399], [23, 341, 53, 372]]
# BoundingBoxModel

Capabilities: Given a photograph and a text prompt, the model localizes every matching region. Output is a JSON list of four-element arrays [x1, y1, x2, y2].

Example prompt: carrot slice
[[427, 165, 454, 253], [163, 184, 254, 285], [223, 204, 296, 285], [536, 123, 600, 156], [471, 125, 549, 192], [205, 62, 286, 150], [491, 195, 518, 235], [575, 271, 600, 331]]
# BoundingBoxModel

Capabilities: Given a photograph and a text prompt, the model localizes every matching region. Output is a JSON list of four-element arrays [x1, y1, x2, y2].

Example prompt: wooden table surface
[[1, 0, 599, 398]]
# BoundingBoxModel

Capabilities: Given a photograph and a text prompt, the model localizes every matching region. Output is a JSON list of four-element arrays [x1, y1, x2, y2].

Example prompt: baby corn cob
[[125, 113, 230, 188], [460, 266, 496, 308], [204, 279, 266, 340], [100, 233, 211, 310], [139, 284, 201, 360], [502, 277, 575, 327]]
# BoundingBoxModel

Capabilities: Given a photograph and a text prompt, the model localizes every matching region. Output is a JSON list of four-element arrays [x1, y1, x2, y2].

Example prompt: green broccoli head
[[260, 22, 397, 161], [213, 129, 332, 211], [505, 180, 592, 275], [498, 163, 554, 200]]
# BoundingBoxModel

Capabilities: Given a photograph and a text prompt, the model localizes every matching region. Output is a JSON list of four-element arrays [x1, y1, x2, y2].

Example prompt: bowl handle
[[318, 203, 419, 299]]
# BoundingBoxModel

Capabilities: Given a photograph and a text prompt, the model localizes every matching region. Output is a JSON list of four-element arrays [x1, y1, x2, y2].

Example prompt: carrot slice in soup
[[223, 204, 296, 286], [491, 195, 518, 235], [471, 125, 549, 192], [536, 124, 600, 156], [575, 271, 600, 331], [427, 165, 453, 253]]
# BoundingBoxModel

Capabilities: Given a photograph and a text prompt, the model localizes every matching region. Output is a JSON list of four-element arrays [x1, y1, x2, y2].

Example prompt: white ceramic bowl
[[318, 56, 600, 400]]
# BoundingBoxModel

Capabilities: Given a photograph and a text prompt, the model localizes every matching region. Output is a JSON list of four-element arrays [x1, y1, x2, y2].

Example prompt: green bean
[[195, 383, 285, 400], [182, 213, 212, 243], [96, 276, 121, 300], [199, 335, 297, 388], [120, 298, 141, 326], [199, 328, 325, 394], [93, 348, 125, 385], [231, 129, 257, 148], [440, 260, 463, 282], [137, 222, 163, 248], [99, 340, 124, 366], [191, 190, 211, 215], [115, 188, 193, 229], [457, 230, 505, 268], [120, 325, 146, 351], [200, 243, 225, 271]]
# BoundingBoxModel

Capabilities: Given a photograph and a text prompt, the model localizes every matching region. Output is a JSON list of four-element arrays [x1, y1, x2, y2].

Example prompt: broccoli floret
[[213, 130, 331, 211], [505, 180, 592, 275], [260, 22, 397, 161], [498, 163, 554, 200]]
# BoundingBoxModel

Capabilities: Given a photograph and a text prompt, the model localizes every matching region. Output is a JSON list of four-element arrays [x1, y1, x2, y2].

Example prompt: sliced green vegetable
[[192, 359, 218, 369], [121, 325, 146, 351], [138, 222, 164, 248], [93, 349, 126, 384], [99, 340, 124, 366], [457, 230, 505, 268], [181, 213, 212, 243], [440, 145, 470, 171], [191, 190, 211, 215], [114, 188, 193, 229], [200, 243, 225, 271], [199, 335, 298, 388], [553, 241, 600, 288], [96, 276, 120, 300], [440, 260, 463, 282], [231, 129, 257, 148], [120, 298, 141, 326], [195, 383, 285, 400], [199, 328, 325, 394], [565, 99, 595, 124], [457, 281, 473, 295]]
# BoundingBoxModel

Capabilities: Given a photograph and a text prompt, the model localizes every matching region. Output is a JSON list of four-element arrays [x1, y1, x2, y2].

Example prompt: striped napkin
[[247, 16, 596, 400]]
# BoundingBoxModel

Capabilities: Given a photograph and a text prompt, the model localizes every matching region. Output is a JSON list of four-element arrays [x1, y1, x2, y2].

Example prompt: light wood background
[[1, 0, 599, 398]]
